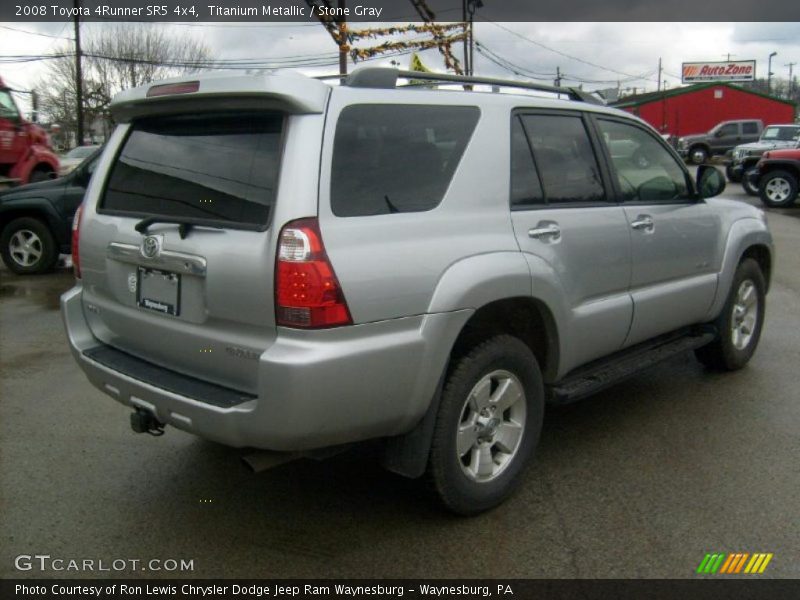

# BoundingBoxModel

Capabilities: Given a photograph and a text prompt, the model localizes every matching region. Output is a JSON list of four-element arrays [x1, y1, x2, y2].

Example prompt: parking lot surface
[[1, 188, 798, 579]]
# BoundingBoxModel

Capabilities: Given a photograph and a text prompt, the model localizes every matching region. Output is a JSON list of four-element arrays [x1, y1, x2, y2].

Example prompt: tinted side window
[[101, 113, 282, 227], [520, 114, 605, 205], [718, 124, 738, 136], [0, 90, 20, 120], [331, 104, 479, 217], [742, 122, 760, 135], [598, 119, 690, 203], [510, 116, 544, 208]]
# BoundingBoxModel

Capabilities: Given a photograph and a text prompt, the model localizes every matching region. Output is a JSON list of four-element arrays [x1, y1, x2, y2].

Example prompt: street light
[[768, 51, 777, 95]]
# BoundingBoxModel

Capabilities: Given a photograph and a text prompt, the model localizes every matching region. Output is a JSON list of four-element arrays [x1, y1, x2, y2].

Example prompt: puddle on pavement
[[0, 269, 75, 311]]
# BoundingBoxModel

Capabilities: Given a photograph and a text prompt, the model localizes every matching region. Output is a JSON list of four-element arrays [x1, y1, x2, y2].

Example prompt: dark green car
[[0, 147, 101, 274]]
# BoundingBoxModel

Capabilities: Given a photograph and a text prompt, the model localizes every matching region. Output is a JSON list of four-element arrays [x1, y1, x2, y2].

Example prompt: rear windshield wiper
[[135, 217, 225, 239]]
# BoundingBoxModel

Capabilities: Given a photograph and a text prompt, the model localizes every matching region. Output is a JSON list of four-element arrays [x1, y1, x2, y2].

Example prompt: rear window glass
[[101, 113, 283, 227], [331, 104, 480, 217]]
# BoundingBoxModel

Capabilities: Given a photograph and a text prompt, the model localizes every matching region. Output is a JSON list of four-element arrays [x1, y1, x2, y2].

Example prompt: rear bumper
[[61, 285, 471, 451]]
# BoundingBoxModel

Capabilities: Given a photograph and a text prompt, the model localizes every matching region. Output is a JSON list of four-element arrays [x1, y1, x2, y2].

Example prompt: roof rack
[[338, 67, 603, 105]]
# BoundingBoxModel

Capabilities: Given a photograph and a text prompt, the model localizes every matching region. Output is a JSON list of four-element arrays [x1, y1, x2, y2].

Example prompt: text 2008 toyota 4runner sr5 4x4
[[62, 68, 773, 514]]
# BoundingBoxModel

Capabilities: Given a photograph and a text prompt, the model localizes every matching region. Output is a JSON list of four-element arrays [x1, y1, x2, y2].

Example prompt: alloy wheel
[[8, 229, 43, 268], [457, 369, 527, 483]]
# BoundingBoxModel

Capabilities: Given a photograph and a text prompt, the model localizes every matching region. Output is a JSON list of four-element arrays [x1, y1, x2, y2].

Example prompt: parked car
[[62, 68, 772, 515], [726, 124, 800, 195], [748, 147, 800, 208], [677, 119, 763, 165], [58, 144, 101, 177], [0, 147, 100, 274]]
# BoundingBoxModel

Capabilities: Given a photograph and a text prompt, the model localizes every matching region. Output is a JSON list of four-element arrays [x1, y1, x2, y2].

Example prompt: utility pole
[[337, 0, 347, 76], [786, 62, 797, 97], [73, 0, 84, 146], [657, 57, 662, 91], [723, 53, 736, 61], [461, 0, 469, 76], [464, 0, 482, 76], [768, 51, 777, 96], [30, 90, 38, 123], [554, 67, 562, 87]]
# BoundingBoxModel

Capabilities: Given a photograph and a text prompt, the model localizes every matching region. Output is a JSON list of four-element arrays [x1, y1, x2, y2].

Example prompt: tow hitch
[[130, 409, 165, 436]]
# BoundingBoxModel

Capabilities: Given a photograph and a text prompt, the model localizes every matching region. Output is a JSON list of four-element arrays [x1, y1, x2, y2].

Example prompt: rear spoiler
[[110, 72, 330, 122]]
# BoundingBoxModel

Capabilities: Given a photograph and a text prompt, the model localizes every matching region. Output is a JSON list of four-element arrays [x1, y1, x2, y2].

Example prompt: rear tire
[[0, 217, 59, 275], [689, 146, 709, 165], [695, 258, 765, 371], [429, 335, 544, 515], [758, 170, 798, 208]]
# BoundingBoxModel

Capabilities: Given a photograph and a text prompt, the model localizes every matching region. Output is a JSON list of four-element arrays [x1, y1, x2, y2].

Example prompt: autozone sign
[[682, 61, 756, 83]]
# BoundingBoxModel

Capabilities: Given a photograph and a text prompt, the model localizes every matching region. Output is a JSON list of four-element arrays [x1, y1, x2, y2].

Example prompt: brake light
[[146, 81, 199, 97], [71, 204, 83, 279], [275, 218, 352, 328]]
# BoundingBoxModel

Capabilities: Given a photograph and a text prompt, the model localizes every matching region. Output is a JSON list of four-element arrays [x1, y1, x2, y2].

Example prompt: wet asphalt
[[0, 188, 798, 580]]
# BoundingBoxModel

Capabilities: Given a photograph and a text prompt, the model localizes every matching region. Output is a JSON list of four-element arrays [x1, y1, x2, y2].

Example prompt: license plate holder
[[137, 266, 180, 316]]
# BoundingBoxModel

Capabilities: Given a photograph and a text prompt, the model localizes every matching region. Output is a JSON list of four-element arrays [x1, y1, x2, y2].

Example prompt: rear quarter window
[[100, 112, 283, 228], [331, 104, 480, 217]]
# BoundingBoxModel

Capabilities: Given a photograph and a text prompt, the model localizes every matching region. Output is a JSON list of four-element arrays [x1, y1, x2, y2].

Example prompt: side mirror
[[697, 165, 726, 199], [714, 130, 725, 138]]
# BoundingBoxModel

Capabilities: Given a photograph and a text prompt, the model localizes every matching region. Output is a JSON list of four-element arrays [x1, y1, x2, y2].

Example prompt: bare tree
[[36, 24, 212, 148]]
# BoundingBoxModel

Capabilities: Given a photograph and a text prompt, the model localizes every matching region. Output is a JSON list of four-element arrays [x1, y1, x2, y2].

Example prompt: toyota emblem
[[141, 236, 161, 259]]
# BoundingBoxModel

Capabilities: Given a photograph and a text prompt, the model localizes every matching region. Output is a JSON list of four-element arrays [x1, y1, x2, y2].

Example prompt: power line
[[478, 20, 661, 84], [476, 40, 656, 87], [0, 24, 73, 40]]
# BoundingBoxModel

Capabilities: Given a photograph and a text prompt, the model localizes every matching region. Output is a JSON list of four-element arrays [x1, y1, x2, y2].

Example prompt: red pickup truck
[[749, 148, 800, 208], [0, 76, 60, 187]]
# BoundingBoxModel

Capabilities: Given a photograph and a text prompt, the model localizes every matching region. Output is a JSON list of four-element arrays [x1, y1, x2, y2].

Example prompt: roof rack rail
[[340, 67, 603, 105]]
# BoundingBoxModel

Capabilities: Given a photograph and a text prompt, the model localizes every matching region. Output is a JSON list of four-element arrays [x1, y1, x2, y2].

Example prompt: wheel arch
[[384, 268, 562, 480], [741, 244, 772, 292], [449, 297, 560, 384], [759, 160, 800, 179], [704, 220, 773, 322], [0, 200, 65, 246], [689, 142, 711, 155]]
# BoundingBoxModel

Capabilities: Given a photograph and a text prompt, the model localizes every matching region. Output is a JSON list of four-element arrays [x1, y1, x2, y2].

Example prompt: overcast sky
[[2, 21, 799, 114]]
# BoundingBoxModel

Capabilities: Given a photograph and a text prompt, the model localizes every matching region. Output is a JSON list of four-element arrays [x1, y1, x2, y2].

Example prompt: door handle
[[528, 223, 561, 240], [630, 215, 654, 232]]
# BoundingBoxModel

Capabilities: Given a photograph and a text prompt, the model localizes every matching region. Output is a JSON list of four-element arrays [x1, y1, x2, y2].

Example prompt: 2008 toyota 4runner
[[62, 68, 772, 514]]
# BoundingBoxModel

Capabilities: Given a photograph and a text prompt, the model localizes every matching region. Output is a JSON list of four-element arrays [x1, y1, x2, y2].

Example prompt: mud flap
[[380, 369, 446, 479]]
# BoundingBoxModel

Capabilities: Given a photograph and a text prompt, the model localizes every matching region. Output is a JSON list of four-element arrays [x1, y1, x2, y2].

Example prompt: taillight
[[275, 218, 352, 328], [71, 204, 83, 278]]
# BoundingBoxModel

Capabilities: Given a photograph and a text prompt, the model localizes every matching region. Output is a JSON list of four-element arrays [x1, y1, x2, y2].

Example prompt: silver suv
[[62, 68, 773, 514]]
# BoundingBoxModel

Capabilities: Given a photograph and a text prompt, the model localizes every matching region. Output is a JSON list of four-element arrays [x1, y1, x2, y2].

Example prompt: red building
[[612, 83, 796, 137]]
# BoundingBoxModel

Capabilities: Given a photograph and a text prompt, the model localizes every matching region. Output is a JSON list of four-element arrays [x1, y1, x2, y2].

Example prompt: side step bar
[[547, 329, 716, 405]]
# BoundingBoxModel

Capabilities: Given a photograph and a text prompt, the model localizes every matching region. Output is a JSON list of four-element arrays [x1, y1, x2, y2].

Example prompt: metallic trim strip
[[107, 242, 207, 276]]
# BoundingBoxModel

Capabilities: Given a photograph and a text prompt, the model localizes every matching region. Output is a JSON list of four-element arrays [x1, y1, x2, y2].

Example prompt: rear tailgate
[[78, 75, 327, 394]]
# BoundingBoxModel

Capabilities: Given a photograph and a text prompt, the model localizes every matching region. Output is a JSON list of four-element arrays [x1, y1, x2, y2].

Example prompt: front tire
[[726, 165, 742, 183], [742, 173, 759, 196], [0, 217, 59, 275], [429, 335, 544, 515], [695, 258, 766, 371], [759, 170, 798, 208]]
